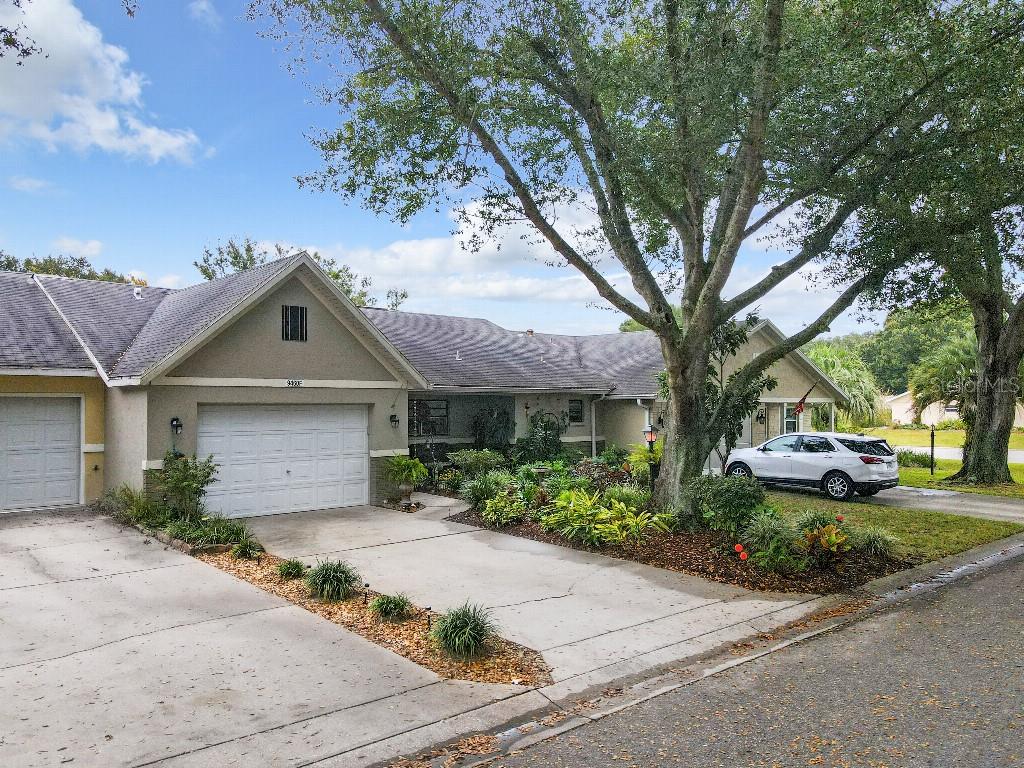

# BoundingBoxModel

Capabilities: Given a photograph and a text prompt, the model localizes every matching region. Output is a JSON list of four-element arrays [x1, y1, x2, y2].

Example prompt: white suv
[[725, 432, 899, 501]]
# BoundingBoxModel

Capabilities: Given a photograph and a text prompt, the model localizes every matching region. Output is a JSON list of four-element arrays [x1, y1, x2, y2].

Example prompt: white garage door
[[0, 397, 81, 511], [197, 404, 369, 518]]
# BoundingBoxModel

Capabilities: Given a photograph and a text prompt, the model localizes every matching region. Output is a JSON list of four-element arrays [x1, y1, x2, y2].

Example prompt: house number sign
[[286, 379, 304, 387]]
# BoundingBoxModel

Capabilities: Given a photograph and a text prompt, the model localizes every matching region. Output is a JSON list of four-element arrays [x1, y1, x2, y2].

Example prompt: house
[[885, 391, 1024, 428], [0, 253, 848, 517]]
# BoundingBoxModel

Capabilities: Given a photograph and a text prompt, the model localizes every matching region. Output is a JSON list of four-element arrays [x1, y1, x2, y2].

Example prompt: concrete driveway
[[871, 485, 1024, 523], [248, 495, 820, 693], [0, 507, 527, 768]]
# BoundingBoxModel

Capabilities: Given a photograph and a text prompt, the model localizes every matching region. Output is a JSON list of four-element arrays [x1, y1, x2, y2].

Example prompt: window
[[763, 435, 800, 452], [281, 305, 307, 342], [409, 399, 449, 437], [783, 403, 799, 433], [837, 438, 894, 457], [567, 399, 585, 424], [800, 436, 835, 453]]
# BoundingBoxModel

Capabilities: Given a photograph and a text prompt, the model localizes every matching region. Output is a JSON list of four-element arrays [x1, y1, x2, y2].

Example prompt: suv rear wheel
[[822, 471, 854, 501]]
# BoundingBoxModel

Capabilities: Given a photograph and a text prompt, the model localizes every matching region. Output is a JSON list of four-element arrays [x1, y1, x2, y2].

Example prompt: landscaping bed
[[449, 507, 905, 594], [199, 550, 552, 687]]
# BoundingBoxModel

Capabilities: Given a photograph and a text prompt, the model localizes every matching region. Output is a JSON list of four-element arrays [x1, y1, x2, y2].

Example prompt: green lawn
[[860, 426, 1024, 450], [768, 490, 1024, 564], [898, 458, 1024, 499]]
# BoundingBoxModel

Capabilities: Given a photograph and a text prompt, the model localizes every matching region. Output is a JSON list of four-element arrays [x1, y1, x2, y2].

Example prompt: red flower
[[739, 551, 749, 561], [835, 515, 845, 523], [734, 543, 744, 553]]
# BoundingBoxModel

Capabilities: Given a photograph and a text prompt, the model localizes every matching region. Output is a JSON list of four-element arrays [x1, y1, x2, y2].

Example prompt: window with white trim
[[783, 403, 799, 434]]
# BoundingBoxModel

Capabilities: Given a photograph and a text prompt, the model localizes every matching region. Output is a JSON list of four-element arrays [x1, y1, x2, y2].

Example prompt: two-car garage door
[[197, 404, 369, 518], [0, 397, 81, 511]]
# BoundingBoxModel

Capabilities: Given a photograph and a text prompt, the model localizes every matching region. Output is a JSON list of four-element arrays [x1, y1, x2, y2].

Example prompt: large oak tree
[[254, 0, 1023, 503]]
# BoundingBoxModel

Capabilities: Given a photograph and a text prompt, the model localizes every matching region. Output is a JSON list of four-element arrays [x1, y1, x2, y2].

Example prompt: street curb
[[381, 530, 1024, 768]]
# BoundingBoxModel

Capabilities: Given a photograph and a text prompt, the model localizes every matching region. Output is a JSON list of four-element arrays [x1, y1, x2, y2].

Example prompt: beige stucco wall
[[168, 277, 398, 382], [513, 393, 598, 444], [0, 374, 106, 502], [597, 398, 651, 451], [104, 386, 148, 491]]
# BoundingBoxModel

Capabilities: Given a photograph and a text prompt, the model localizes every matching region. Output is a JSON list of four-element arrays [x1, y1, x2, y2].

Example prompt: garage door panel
[[1, 397, 80, 511], [197, 404, 369, 518]]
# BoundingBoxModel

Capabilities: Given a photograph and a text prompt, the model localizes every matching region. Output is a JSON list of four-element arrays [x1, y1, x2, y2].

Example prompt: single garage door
[[197, 404, 369, 518], [0, 396, 80, 511]]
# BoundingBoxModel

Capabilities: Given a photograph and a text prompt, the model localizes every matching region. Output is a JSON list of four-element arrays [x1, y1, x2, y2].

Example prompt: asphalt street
[[495, 556, 1024, 768]]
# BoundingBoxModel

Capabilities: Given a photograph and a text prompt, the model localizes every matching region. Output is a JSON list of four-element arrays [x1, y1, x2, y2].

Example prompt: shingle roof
[[110, 256, 300, 377], [0, 271, 95, 371], [362, 307, 664, 395]]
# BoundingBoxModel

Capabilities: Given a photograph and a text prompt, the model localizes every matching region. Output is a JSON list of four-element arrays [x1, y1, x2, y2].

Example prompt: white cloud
[[53, 236, 103, 258], [0, 0, 200, 163], [8, 175, 53, 193], [155, 273, 185, 289], [187, 0, 221, 30]]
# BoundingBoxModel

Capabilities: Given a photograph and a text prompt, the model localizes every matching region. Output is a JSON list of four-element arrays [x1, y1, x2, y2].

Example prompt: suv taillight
[[859, 455, 884, 464]]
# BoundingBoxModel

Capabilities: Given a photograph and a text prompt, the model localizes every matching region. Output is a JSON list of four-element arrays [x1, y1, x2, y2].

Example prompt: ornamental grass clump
[[431, 602, 497, 659], [370, 593, 414, 622], [305, 559, 362, 601], [230, 531, 264, 560], [848, 526, 901, 558], [277, 558, 307, 579]]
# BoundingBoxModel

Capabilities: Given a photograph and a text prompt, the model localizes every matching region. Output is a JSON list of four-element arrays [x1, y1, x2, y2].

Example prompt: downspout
[[637, 397, 652, 429], [591, 392, 609, 457]]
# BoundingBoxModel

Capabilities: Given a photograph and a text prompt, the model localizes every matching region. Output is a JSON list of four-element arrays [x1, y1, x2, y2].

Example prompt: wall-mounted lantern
[[755, 407, 766, 425], [389, 414, 400, 428], [170, 417, 183, 435]]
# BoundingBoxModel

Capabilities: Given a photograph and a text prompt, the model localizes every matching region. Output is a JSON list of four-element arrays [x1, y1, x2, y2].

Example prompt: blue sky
[[0, 0, 878, 336]]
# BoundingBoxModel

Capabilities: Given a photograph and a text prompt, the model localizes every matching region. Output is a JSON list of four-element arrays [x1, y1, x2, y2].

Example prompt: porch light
[[170, 417, 183, 435], [643, 425, 658, 448], [389, 414, 400, 428]]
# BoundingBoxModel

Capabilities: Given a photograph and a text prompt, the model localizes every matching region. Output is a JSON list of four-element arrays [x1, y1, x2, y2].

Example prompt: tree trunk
[[952, 299, 1020, 484]]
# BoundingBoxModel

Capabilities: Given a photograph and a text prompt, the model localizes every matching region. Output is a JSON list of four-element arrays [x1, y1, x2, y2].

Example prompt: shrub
[[540, 489, 606, 546], [103, 484, 167, 527], [306, 559, 362, 601], [896, 449, 932, 468], [157, 452, 219, 520], [518, 480, 541, 506], [625, 440, 664, 480], [481, 491, 527, 527], [448, 448, 506, 477], [795, 509, 840, 533], [683, 474, 766, 537], [573, 458, 630, 490], [277, 559, 307, 579], [435, 467, 464, 493], [230, 531, 264, 560], [514, 411, 568, 463], [602, 483, 651, 510], [541, 471, 591, 498], [370, 593, 414, 622], [431, 602, 497, 659], [383, 455, 429, 486], [741, 509, 806, 573], [166, 516, 249, 547], [934, 417, 966, 430], [597, 444, 630, 467], [848, 526, 900, 558], [595, 504, 674, 546], [460, 469, 514, 508]]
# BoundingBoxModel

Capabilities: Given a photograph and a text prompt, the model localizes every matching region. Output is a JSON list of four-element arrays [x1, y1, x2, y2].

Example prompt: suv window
[[763, 435, 800, 452], [837, 438, 894, 456], [800, 436, 835, 453]]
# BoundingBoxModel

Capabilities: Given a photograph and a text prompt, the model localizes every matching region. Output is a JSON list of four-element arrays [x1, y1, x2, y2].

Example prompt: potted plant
[[383, 455, 429, 507]]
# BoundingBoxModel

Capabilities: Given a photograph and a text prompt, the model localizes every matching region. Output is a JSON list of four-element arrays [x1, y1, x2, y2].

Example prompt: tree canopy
[[196, 237, 408, 309], [0, 252, 137, 284]]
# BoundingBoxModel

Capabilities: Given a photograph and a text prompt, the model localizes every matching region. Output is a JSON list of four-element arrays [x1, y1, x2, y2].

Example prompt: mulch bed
[[197, 551, 552, 687], [448, 510, 910, 595]]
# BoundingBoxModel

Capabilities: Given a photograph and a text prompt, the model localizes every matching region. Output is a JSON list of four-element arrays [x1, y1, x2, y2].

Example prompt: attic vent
[[132, 285, 143, 300]]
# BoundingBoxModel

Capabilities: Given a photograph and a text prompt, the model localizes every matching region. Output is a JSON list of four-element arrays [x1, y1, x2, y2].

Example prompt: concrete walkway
[[871, 485, 1024, 523], [248, 494, 820, 694], [0, 508, 525, 768]]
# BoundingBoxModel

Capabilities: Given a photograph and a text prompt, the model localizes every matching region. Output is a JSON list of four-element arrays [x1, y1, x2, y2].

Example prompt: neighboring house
[[0, 253, 848, 517], [885, 391, 1024, 427], [367, 309, 848, 467]]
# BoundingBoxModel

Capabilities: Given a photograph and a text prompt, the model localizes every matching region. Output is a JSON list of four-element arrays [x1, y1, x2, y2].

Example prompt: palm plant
[[804, 342, 881, 426], [383, 455, 429, 503]]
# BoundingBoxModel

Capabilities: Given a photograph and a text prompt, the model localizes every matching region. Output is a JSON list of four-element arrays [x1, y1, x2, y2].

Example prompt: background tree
[[859, 301, 973, 394], [255, 0, 1023, 503], [2, 1, 137, 62], [1, 252, 138, 283], [196, 237, 408, 309], [804, 341, 881, 427]]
